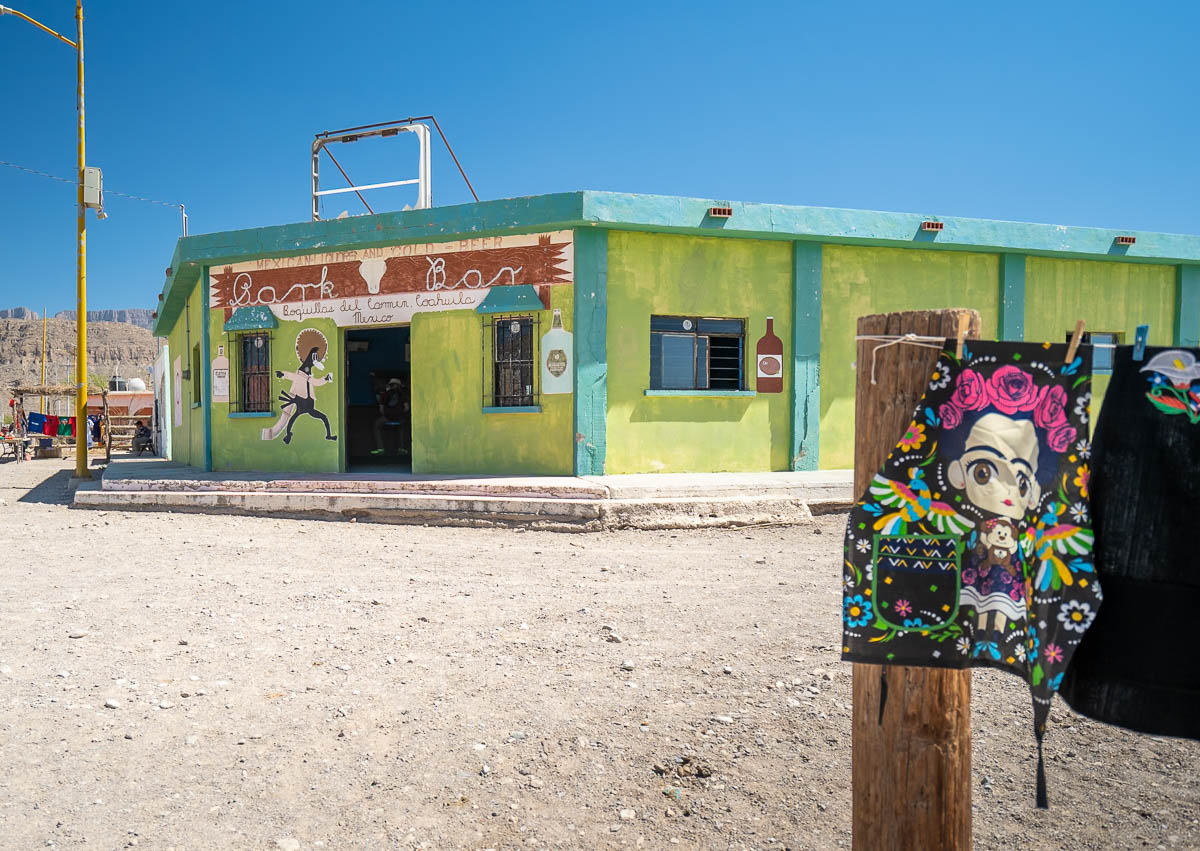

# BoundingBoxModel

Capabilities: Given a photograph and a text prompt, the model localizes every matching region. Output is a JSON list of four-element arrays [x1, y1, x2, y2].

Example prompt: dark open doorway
[[345, 326, 411, 469]]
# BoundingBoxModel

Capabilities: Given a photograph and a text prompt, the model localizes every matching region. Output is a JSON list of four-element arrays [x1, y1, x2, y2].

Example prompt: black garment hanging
[[1060, 345, 1200, 740]]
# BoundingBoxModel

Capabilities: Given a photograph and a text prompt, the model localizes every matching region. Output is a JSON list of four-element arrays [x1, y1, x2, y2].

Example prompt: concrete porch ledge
[[100, 459, 608, 500], [79, 459, 854, 531]]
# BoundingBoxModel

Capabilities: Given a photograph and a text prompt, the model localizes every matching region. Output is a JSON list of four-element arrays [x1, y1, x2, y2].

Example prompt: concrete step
[[73, 483, 835, 532], [80, 459, 854, 531]]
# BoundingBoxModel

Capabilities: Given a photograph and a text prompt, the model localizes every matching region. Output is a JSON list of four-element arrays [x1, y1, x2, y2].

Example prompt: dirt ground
[[1, 457, 1197, 850]]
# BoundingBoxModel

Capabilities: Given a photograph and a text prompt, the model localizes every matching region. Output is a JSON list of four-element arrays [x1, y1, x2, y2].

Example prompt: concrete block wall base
[[74, 461, 854, 532], [73, 485, 846, 533]]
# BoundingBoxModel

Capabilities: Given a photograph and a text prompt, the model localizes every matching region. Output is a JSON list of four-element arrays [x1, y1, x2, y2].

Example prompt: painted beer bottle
[[756, 316, 783, 393], [540, 308, 573, 394]]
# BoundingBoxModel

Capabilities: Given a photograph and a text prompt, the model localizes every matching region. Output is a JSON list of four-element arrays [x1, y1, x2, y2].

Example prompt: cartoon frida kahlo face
[[947, 413, 1041, 520]]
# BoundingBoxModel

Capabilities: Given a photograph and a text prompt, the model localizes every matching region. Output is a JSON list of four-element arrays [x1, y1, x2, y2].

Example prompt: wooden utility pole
[[852, 309, 980, 851]]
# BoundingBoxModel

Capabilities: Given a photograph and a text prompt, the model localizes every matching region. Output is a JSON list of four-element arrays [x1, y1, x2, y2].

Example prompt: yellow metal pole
[[73, 0, 90, 479], [0, 5, 76, 46], [2, 3, 89, 471]]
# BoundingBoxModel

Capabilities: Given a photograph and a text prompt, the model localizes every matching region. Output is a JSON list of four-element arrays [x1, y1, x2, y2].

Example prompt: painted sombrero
[[296, 328, 328, 362]]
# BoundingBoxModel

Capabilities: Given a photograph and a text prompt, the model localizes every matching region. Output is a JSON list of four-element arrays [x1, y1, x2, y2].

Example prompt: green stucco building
[[151, 191, 1200, 475]]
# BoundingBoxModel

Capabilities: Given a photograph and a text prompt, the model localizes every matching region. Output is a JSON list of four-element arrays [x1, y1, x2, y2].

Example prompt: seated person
[[372, 377, 410, 457], [132, 420, 153, 455]]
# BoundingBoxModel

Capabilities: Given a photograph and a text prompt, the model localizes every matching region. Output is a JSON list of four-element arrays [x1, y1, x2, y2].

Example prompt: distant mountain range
[[0, 307, 155, 330], [0, 316, 160, 414]]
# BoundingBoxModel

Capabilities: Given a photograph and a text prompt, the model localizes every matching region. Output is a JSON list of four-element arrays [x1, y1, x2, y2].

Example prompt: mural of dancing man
[[262, 328, 337, 445]]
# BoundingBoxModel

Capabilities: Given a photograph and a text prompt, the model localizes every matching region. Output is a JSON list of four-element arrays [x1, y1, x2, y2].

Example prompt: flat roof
[[153, 190, 1200, 336]]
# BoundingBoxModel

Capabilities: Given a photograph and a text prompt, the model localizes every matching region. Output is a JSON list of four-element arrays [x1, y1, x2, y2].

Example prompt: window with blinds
[[649, 316, 745, 390]]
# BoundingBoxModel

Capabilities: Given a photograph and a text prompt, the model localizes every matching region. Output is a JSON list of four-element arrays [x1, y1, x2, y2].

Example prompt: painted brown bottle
[[756, 316, 783, 393]]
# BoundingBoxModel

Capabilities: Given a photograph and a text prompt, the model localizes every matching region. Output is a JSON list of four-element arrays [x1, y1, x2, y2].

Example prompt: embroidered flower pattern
[[1043, 642, 1064, 664], [844, 595, 872, 629], [1034, 384, 1069, 430], [1142, 350, 1200, 423], [855, 538, 871, 554], [929, 362, 952, 390], [894, 599, 913, 618], [1069, 502, 1089, 524], [987, 365, 1041, 414], [1074, 391, 1091, 424], [973, 641, 1001, 661], [1073, 464, 1090, 499], [897, 421, 926, 452], [1057, 600, 1096, 633]]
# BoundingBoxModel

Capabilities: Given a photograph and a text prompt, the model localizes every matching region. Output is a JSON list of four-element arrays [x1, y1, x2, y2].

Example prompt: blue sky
[[1, 0, 1197, 316]]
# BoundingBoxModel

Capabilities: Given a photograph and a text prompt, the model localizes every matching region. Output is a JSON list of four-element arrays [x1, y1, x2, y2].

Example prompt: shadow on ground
[[17, 468, 76, 506]]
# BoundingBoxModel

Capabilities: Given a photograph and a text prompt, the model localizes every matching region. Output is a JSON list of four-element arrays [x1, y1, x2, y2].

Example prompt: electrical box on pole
[[82, 166, 103, 209]]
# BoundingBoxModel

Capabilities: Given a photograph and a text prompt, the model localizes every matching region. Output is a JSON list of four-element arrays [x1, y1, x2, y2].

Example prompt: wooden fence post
[[851, 309, 980, 851]]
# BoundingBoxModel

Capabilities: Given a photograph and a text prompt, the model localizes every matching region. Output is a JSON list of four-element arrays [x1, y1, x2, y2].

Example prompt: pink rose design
[[951, 369, 988, 411], [1034, 385, 1069, 430], [987, 366, 1040, 414], [938, 402, 963, 429], [1047, 423, 1077, 453]]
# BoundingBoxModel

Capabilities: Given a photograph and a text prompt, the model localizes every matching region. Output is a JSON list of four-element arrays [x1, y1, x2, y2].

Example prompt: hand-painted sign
[[211, 345, 229, 403], [541, 308, 573, 394], [210, 232, 573, 327], [756, 316, 784, 393]]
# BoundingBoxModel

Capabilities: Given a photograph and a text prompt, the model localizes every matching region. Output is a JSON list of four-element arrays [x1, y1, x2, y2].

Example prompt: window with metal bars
[[649, 316, 745, 390], [482, 314, 540, 408], [236, 333, 272, 412]]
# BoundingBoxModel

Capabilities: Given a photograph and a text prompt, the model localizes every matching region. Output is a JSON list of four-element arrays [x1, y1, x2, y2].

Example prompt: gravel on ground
[[1, 457, 1197, 849]]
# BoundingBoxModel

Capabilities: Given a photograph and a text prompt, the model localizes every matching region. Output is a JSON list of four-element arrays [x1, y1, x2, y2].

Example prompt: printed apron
[[841, 339, 1102, 806], [1060, 346, 1200, 740]]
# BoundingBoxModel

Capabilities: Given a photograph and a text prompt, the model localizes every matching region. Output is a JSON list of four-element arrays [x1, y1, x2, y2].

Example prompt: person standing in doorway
[[372, 376, 410, 457]]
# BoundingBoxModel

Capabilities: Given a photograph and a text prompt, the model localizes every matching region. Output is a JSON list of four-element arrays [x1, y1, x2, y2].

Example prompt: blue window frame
[[649, 316, 745, 390]]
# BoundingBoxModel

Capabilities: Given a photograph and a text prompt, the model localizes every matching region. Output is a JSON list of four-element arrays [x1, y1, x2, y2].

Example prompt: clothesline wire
[[0, 159, 182, 208], [853, 334, 1118, 349], [853, 333, 1119, 386]]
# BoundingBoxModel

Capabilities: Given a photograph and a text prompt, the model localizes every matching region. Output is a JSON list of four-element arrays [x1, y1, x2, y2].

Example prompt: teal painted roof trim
[[578, 192, 1200, 264], [223, 306, 279, 331], [152, 190, 1200, 337], [475, 285, 544, 314]]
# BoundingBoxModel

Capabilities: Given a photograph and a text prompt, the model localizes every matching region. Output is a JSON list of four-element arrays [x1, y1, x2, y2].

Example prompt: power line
[[0, 158, 182, 208]]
